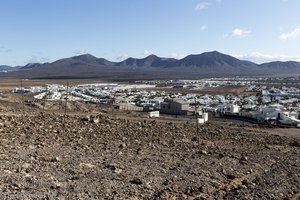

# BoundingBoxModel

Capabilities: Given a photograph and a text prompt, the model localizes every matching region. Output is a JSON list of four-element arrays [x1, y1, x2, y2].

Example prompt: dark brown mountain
[[116, 54, 177, 67], [49, 54, 114, 67], [165, 51, 259, 75], [19, 63, 43, 70], [1, 51, 300, 79], [174, 51, 257, 67], [14, 54, 117, 79]]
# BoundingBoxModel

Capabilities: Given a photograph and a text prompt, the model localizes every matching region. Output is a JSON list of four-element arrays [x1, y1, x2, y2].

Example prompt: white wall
[[149, 111, 160, 118]]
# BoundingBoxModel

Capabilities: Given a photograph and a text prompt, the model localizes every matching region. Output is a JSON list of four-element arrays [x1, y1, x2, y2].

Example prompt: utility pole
[[42, 94, 46, 111], [20, 79, 25, 122], [194, 96, 200, 146], [63, 82, 69, 133]]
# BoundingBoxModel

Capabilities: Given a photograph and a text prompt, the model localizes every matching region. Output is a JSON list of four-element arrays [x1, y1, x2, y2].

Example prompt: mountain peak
[[145, 54, 159, 59], [201, 51, 228, 57], [72, 54, 97, 60], [204, 50, 221, 54]]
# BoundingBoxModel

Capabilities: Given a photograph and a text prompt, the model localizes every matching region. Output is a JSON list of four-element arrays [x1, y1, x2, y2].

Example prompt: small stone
[[145, 182, 152, 189], [93, 118, 100, 123], [240, 156, 248, 164], [54, 156, 61, 162], [241, 156, 248, 161], [114, 168, 123, 174], [119, 143, 126, 148], [201, 150, 208, 155], [22, 163, 31, 169], [137, 148, 143, 155], [80, 163, 96, 168], [226, 174, 236, 180], [130, 177, 143, 185]]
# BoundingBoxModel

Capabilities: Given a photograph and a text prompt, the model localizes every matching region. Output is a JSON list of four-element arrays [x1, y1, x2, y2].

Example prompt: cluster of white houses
[[12, 81, 300, 127]]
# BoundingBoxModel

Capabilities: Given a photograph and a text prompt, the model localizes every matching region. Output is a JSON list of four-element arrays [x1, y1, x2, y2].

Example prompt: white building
[[289, 111, 299, 119], [149, 111, 160, 118], [258, 104, 300, 125], [230, 105, 240, 113], [197, 112, 208, 124]]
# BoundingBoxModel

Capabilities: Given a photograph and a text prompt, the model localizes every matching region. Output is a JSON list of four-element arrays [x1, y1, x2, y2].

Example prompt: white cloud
[[26, 55, 51, 64], [4, 49, 12, 53], [116, 53, 129, 61], [40, 57, 51, 63], [27, 55, 39, 63], [0, 45, 13, 53], [168, 53, 186, 60], [143, 50, 156, 56], [279, 27, 300, 40], [231, 28, 251, 37], [201, 25, 207, 31], [73, 49, 87, 55], [195, 2, 210, 10], [232, 52, 300, 64]]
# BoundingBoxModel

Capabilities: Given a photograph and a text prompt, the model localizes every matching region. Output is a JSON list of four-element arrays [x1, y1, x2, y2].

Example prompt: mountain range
[[1, 51, 300, 80]]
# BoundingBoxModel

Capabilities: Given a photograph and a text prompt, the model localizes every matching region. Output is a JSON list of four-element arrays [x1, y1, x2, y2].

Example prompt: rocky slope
[[0, 110, 299, 199]]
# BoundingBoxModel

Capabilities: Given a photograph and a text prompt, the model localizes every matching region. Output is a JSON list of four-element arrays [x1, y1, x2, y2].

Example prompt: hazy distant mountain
[[0, 65, 16, 72], [1, 51, 300, 79], [259, 61, 300, 73]]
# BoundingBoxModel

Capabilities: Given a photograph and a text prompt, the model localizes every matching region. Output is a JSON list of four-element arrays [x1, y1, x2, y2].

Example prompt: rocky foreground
[[0, 112, 299, 199]]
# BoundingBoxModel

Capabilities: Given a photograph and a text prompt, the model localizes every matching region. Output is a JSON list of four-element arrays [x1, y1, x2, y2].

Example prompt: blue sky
[[1, 0, 300, 66]]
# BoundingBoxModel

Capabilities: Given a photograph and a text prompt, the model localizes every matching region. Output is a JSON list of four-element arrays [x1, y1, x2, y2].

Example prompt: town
[[13, 77, 300, 128]]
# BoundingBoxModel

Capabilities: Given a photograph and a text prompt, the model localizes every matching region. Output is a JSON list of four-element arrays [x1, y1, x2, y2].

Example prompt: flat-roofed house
[[160, 99, 189, 115]]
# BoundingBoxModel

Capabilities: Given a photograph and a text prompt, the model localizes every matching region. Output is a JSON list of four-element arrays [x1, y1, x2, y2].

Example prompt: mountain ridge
[[1, 51, 300, 79], [0, 65, 15, 71]]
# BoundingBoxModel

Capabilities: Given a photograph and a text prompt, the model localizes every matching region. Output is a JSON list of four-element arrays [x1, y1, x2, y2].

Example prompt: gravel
[[0, 110, 299, 199]]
